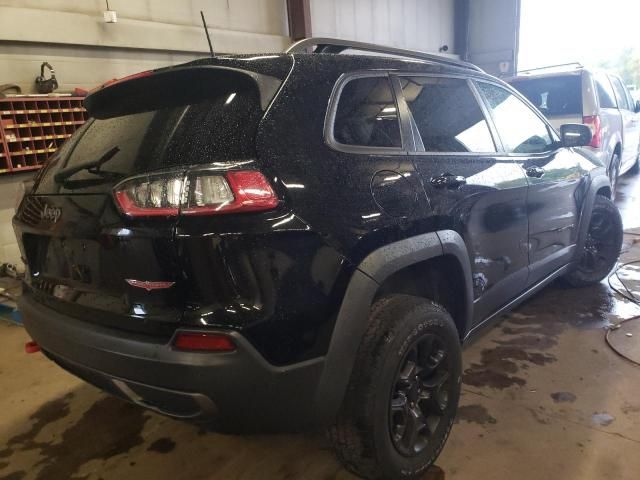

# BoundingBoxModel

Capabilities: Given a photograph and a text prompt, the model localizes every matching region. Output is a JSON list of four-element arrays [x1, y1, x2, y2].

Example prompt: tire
[[328, 295, 462, 480], [608, 153, 621, 200], [564, 195, 623, 287]]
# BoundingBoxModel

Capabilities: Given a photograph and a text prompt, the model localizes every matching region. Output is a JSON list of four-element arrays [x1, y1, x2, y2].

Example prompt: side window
[[476, 82, 554, 154], [610, 76, 631, 111], [399, 77, 496, 153], [624, 88, 637, 112], [594, 73, 617, 109], [333, 76, 402, 149]]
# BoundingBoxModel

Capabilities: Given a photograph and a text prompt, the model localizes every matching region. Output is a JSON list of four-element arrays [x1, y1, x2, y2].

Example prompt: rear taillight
[[583, 115, 602, 148], [113, 169, 278, 218]]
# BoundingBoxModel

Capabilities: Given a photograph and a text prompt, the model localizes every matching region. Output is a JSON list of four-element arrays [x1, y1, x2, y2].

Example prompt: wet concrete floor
[[1, 173, 640, 480]]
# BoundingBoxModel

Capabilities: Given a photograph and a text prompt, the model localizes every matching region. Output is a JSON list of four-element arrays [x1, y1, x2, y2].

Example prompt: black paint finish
[[13, 52, 606, 393]]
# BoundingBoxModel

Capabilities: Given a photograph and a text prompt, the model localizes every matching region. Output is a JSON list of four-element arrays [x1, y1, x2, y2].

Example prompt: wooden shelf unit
[[0, 96, 88, 174]]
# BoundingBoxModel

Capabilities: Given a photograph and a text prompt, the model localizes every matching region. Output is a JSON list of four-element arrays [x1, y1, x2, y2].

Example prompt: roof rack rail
[[285, 37, 483, 73], [518, 62, 583, 74]]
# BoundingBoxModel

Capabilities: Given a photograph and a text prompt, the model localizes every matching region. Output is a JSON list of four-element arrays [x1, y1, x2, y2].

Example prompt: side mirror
[[560, 123, 592, 148], [635, 100, 640, 113]]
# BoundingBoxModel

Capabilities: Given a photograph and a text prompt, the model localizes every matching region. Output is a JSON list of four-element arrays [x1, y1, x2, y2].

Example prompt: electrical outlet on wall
[[103, 10, 117, 23], [103, 0, 117, 23]]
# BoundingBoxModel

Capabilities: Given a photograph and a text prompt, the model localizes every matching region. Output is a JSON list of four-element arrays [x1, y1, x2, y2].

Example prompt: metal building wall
[[0, 0, 290, 93], [309, 0, 456, 55]]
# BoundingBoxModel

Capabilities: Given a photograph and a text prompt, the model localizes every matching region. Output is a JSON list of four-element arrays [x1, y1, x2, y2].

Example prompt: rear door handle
[[430, 173, 467, 189], [525, 166, 545, 178]]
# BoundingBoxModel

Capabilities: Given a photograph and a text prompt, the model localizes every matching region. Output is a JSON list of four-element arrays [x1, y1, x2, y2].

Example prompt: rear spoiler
[[84, 66, 283, 119]]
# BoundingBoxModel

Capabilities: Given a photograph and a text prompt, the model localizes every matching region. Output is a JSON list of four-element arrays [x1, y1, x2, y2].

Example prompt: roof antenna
[[200, 10, 215, 57]]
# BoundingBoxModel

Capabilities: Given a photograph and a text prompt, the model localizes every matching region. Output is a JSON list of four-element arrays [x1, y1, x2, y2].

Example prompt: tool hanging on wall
[[35, 62, 59, 94], [0, 84, 21, 98]]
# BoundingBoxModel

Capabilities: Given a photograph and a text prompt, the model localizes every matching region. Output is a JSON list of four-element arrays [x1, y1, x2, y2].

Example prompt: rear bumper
[[18, 291, 325, 433]]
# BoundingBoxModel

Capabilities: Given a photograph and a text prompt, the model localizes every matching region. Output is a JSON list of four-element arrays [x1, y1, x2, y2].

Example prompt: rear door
[[474, 80, 590, 285], [396, 74, 530, 325], [609, 74, 640, 172], [13, 66, 283, 336]]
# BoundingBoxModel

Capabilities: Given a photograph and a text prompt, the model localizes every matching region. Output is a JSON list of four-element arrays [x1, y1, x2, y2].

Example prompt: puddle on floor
[[0, 395, 150, 480]]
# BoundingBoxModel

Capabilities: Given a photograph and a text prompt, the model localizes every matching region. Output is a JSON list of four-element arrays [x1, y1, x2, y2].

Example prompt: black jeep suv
[[14, 38, 622, 479]]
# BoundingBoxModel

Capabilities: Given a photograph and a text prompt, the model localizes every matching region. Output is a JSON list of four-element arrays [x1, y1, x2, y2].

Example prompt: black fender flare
[[311, 230, 473, 424], [575, 173, 611, 259]]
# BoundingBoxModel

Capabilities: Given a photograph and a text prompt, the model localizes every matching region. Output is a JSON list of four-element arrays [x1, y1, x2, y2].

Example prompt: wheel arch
[[575, 173, 613, 258], [614, 142, 622, 157], [311, 230, 473, 425]]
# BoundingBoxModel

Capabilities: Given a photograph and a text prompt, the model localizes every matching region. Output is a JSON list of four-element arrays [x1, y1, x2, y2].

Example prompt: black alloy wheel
[[564, 195, 623, 287], [580, 208, 620, 274], [389, 334, 451, 457], [329, 295, 462, 480]]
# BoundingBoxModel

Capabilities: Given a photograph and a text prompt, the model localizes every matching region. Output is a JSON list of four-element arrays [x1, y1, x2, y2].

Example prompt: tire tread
[[327, 295, 459, 480]]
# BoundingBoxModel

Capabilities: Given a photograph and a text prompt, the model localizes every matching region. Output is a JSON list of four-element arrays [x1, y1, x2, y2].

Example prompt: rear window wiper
[[60, 175, 123, 190], [54, 146, 120, 184]]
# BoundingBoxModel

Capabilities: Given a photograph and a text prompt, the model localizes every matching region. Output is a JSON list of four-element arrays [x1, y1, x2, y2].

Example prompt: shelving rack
[[0, 96, 88, 174]]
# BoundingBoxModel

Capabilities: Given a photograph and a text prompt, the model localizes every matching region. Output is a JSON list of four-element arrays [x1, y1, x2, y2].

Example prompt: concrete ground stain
[[550, 392, 577, 403], [0, 471, 25, 480], [0, 392, 74, 459], [456, 405, 497, 425], [34, 396, 149, 480], [494, 335, 557, 350], [463, 346, 555, 389], [1, 395, 149, 480], [591, 413, 615, 427], [517, 282, 622, 330], [528, 407, 552, 425], [146, 437, 176, 454]]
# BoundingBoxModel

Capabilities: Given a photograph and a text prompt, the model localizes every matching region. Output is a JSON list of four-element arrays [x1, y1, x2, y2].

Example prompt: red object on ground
[[25, 340, 41, 354]]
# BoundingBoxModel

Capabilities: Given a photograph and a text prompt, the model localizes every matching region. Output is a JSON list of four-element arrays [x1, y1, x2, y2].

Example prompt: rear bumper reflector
[[173, 332, 236, 352]]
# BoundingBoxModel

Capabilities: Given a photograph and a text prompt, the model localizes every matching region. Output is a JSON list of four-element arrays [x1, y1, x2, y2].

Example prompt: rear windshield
[[510, 75, 582, 117], [34, 68, 276, 194]]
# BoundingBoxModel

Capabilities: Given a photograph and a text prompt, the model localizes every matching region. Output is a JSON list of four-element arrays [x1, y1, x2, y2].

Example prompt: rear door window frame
[[391, 73, 503, 156], [472, 78, 561, 158]]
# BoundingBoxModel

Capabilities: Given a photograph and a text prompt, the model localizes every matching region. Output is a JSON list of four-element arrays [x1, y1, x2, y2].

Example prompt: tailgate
[[13, 61, 290, 336], [15, 193, 183, 336]]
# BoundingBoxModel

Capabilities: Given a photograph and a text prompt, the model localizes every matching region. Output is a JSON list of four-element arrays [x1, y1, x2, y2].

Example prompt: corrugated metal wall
[[309, 0, 456, 54], [0, 0, 290, 93], [0, 0, 291, 266]]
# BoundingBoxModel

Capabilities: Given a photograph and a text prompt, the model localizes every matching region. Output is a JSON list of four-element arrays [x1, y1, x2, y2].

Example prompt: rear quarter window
[[510, 75, 582, 117], [610, 76, 632, 111], [594, 73, 617, 109], [332, 76, 402, 149]]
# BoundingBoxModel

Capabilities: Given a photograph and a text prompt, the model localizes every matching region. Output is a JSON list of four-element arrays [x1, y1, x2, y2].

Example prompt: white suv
[[509, 64, 640, 194]]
